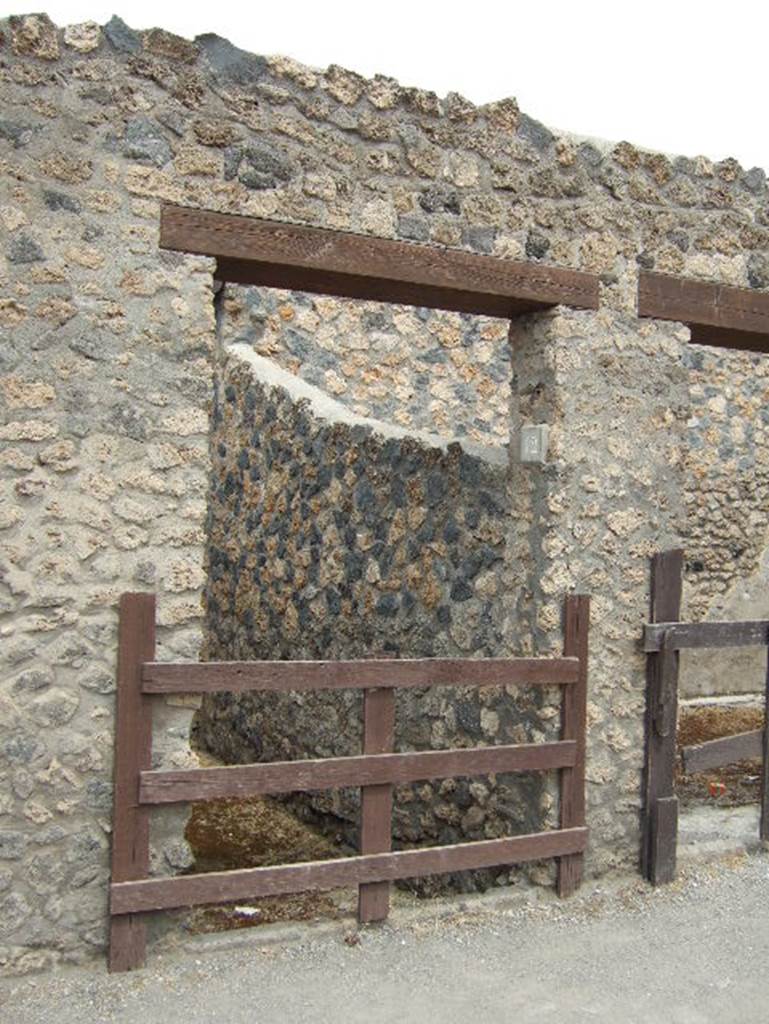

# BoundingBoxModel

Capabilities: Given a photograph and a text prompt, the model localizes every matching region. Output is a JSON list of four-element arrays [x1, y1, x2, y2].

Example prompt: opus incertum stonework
[[1, 12, 768, 972]]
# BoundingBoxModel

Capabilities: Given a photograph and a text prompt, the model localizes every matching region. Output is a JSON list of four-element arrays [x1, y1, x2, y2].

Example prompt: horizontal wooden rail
[[681, 729, 763, 774], [160, 205, 600, 319], [111, 826, 588, 915], [638, 271, 769, 354], [643, 620, 769, 652], [142, 656, 580, 694], [140, 740, 577, 805]]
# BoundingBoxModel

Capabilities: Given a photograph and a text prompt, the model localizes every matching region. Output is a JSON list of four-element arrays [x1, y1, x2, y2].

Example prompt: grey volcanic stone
[[223, 145, 243, 181], [376, 593, 400, 617], [86, 779, 113, 812], [78, 668, 114, 694], [43, 189, 81, 213], [742, 166, 767, 194], [450, 577, 474, 601], [123, 118, 172, 167], [7, 234, 44, 263], [238, 143, 293, 190], [419, 184, 460, 215], [518, 113, 554, 151], [667, 228, 690, 252], [2, 732, 46, 765], [578, 142, 603, 168], [110, 401, 147, 440], [525, 231, 550, 259], [747, 253, 769, 290], [0, 120, 35, 148], [462, 226, 495, 254], [68, 332, 112, 361], [103, 15, 141, 54], [12, 669, 53, 693], [196, 33, 267, 86], [0, 832, 27, 860], [398, 214, 430, 241]]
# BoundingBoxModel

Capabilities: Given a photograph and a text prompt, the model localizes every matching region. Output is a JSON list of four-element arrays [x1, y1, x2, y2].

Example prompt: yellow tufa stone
[[0, 377, 56, 410], [40, 153, 93, 184], [10, 14, 59, 60], [62, 22, 100, 53]]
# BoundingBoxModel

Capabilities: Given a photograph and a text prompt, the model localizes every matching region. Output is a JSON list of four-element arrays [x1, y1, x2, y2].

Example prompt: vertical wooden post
[[109, 593, 155, 972], [558, 594, 590, 897], [760, 642, 769, 843], [642, 549, 683, 885], [358, 687, 395, 923]]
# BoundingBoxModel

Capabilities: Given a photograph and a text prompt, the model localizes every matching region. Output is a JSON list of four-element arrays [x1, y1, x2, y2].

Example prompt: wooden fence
[[642, 550, 769, 885], [109, 592, 590, 972]]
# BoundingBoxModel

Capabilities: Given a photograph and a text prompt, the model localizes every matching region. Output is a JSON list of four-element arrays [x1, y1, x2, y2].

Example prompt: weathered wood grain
[[644, 619, 769, 652], [689, 324, 769, 355], [358, 688, 395, 923], [140, 741, 579, 804], [642, 550, 683, 885], [111, 827, 588, 915], [160, 205, 599, 318], [638, 272, 769, 354], [558, 594, 590, 898], [142, 656, 580, 694], [761, 650, 769, 842], [109, 594, 155, 973], [649, 796, 678, 885], [681, 729, 763, 774]]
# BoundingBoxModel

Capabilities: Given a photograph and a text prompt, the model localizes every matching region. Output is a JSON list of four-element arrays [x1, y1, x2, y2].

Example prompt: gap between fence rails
[[109, 592, 590, 972]]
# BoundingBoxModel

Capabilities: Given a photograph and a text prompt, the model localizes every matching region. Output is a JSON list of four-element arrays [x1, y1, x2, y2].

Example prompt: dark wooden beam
[[358, 687, 395, 923], [142, 656, 580, 694], [160, 205, 600, 318], [642, 549, 683, 886], [644, 620, 769, 652], [109, 594, 154, 973], [558, 594, 589, 898], [139, 741, 578, 805], [681, 729, 763, 775], [638, 272, 769, 353], [111, 827, 589, 915], [761, 652, 769, 841]]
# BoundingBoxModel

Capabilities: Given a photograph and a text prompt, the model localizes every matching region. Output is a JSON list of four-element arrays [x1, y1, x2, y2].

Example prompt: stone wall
[[197, 342, 557, 888], [1, 10, 768, 972], [507, 309, 689, 873], [221, 285, 512, 446], [681, 346, 769, 696], [1, 14, 218, 974]]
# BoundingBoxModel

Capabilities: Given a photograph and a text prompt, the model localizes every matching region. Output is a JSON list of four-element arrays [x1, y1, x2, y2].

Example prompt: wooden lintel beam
[[160, 205, 599, 318], [639, 271, 769, 353]]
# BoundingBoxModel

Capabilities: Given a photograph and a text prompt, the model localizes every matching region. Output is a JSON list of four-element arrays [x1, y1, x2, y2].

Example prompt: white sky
[[15, 0, 769, 172]]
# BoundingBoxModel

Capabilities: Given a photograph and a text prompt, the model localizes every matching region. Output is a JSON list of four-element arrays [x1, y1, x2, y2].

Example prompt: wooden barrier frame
[[109, 593, 590, 971], [642, 550, 769, 885]]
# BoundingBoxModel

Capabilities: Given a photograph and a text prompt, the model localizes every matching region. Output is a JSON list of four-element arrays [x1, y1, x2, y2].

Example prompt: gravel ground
[[3, 843, 768, 1024]]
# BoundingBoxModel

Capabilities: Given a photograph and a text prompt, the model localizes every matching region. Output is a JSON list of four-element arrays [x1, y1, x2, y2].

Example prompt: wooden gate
[[642, 549, 769, 884], [109, 593, 589, 971]]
